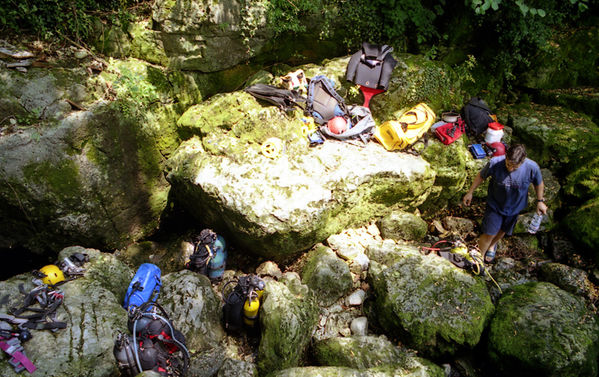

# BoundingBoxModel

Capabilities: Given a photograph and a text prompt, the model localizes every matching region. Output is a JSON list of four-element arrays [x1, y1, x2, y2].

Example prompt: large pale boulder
[[166, 133, 434, 259], [367, 242, 494, 357], [167, 62, 439, 259], [488, 282, 599, 376]]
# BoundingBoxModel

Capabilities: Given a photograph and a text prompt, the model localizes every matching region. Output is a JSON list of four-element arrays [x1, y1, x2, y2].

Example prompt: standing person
[[462, 144, 548, 262]]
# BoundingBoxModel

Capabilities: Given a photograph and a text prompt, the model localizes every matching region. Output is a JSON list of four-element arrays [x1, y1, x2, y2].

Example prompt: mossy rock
[[368, 247, 494, 357], [313, 335, 444, 376], [488, 282, 599, 376], [538, 262, 596, 301], [419, 137, 470, 214], [563, 197, 599, 261], [301, 245, 353, 306], [372, 53, 466, 120], [505, 103, 599, 174], [377, 211, 428, 242], [533, 87, 599, 125], [258, 277, 319, 374], [268, 367, 362, 377]]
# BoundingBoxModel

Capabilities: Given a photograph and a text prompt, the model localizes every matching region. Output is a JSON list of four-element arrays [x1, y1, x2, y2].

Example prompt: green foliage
[[266, 0, 325, 35], [0, 0, 137, 41]]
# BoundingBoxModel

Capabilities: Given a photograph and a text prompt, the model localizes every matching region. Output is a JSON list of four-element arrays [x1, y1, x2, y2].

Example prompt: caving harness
[[114, 302, 190, 377], [421, 240, 502, 293], [9, 283, 67, 331], [222, 274, 265, 333]]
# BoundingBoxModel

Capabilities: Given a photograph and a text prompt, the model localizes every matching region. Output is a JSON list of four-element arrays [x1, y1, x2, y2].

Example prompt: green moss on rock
[[301, 245, 353, 306], [23, 159, 82, 202], [564, 197, 599, 260], [368, 247, 495, 358], [488, 282, 599, 377], [258, 279, 319, 375], [313, 335, 444, 376]]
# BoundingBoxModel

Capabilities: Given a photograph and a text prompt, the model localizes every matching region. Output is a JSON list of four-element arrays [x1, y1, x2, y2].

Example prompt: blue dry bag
[[123, 263, 162, 311]]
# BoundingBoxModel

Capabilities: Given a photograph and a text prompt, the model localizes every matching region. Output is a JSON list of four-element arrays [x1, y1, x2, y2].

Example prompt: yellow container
[[243, 296, 260, 327], [374, 103, 436, 151]]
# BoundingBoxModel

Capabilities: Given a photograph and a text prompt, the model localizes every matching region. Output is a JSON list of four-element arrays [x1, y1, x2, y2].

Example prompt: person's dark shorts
[[481, 206, 519, 236]]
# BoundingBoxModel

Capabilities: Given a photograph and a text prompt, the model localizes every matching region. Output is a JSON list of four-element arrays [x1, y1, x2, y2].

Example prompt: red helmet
[[327, 116, 347, 134], [490, 142, 505, 156]]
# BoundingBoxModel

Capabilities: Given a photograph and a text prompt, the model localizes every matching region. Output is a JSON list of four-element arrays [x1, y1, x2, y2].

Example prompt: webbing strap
[[0, 339, 36, 373]]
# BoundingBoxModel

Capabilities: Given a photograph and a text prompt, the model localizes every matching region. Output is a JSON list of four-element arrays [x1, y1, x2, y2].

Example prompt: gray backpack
[[319, 105, 376, 145]]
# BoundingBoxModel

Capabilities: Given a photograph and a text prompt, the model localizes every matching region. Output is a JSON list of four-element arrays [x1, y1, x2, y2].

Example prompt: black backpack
[[462, 97, 494, 136], [245, 84, 305, 112], [346, 42, 397, 90], [306, 75, 350, 125]]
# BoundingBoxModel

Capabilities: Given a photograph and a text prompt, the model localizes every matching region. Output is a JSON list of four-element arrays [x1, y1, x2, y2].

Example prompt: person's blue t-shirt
[[480, 156, 543, 216]]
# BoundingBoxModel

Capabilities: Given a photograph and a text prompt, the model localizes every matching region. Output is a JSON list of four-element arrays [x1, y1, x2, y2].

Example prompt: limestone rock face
[[160, 270, 226, 351], [367, 243, 494, 357], [152, 0, 272, 71], [488, 282, 599, 376], [0, 59, 193, 253]]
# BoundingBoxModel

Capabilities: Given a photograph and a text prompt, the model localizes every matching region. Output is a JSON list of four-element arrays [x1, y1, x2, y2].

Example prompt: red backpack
[[434, 119, 466, 145]]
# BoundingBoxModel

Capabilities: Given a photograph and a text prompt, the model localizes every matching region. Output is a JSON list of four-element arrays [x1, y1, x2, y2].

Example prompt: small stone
[[339, 327, 352, 337], [352, 253, 370, 271], [74, 50, 88, 59], [256, 261, 282, 279], [336, 246, 361, 261], [350, 317, 368, 336], [346, 289, 366, 306]]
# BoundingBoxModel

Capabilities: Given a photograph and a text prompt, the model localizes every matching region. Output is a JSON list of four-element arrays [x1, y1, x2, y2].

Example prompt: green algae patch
[[23, 159, 82, 202]]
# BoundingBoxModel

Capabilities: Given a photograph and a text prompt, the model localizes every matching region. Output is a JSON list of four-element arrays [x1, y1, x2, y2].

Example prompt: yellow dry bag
[[374, 103, 436, 150]]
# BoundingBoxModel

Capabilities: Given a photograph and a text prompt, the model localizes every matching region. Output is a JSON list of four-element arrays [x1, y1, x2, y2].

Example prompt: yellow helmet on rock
[[39, 264, 65, 285]]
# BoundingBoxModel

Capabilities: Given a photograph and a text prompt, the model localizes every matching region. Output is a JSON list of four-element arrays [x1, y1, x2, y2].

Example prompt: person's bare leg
[[488, 230, 506, 252], [478, 233, 495, 253]]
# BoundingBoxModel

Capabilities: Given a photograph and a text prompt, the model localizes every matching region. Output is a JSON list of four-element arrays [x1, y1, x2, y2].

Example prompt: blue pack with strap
[[123, 263, 161, 311]]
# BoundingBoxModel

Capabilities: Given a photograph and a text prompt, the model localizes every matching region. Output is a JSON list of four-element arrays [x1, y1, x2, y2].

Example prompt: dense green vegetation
[[0, 0, 597, 90]]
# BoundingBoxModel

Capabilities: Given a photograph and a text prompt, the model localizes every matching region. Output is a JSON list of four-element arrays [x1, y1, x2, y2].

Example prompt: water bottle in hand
[[528, 212, 543, 234]]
